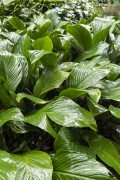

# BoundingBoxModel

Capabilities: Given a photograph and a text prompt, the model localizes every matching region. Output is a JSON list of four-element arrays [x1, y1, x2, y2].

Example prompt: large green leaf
[[103, 87, 120, 101], [91, 17, 114, 35], [54, 128, 96, 157], [12, 150, 53, 180], [29, 50, 57, 67], [82, 131, 120, 175], [0, 40, 13, 52], [0, 107, 24, 126], [0, 151, 16, 180], [59, 88, 101, 103], [8, 17, 26, 30], [52, 150, 112, 180], [0, 52, 23, 92], [102, 79, 120, 101], [75, 42, 109, 62], [109, 105, 120, 119], [16, 93, 49, 104], [0, 84, 15, 108], [13, 34, 31, 58], [87, 98, 108, 115], [25, 96, 97, 132], [0, 32, 20, 44], [67, 24, 92, 50], [66, 60, 109, 90], [0, 150, 53, 180], [28, 15, 50, 39], [32, 36, 53, 51], [34, 68, 69, 97], [45, 9, 59, 31], [52, 128, 113, 180]]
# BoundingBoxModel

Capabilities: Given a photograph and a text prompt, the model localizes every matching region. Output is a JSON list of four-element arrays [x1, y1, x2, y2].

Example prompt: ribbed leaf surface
[[34, 68, 69, 97], [0, 52, 23, 92], [0, 107, 24, 126], [66, 61, 109, 89], [0, 150, 53, 180], [52, 128, 113, 180], [25, 96, 97, 134]]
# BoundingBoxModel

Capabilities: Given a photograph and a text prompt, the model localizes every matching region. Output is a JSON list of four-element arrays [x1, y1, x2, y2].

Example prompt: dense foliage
[[0, 0, 99, 22], [0, 0, 120, 179]]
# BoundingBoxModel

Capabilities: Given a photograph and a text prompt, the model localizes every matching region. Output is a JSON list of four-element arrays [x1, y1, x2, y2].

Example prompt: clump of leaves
[[0, 5, 120, 179]]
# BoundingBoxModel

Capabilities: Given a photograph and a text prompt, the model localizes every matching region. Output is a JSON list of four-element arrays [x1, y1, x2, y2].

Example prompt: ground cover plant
[[0, 0, 120, 179]]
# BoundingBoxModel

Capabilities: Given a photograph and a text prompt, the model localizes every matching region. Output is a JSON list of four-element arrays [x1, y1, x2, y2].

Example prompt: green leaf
[[83, 131, 120, 175], [109, 105, 120, 119], [12, 150, 53, 180], [59, 88, 101, 103], [0, 107, 24, 126], [75, 42, 109, 62], [0, 84, 15, 108], [53, 129, 113, 180], [0, 150, 53, 180], [3, 0, 14, 5], [25, 110, 57, 138], [32, 36, 53, 52], [54, 128, 96, 158], [8, 17, 26, 30], [13, 34, 31, 58], [34, 68, 69, 97], [67, 24, 92, 50], [87, 88, 101, 103], [45, 9, 59, 31], [0, 151, 16, 180], [0, 32, 20, 44], [91, 17, 114, 35], [103, 87, 120, 101], [0, 40, 13, 52], [0, 52, 23, 92], [26, 96, 97, 132], [87, 98, 108, 115], [16, 93, 49, 104], [92, 26, 110, 45], [52, 150, 112, 180], [28, 15, 50, 39], [59, 88, 86, 99], [29, 50, 57, 67], [66, 60, 109, 89]]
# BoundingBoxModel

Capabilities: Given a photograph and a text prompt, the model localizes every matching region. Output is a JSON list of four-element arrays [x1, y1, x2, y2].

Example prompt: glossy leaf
[[67, 24, 92, 50], [0, 151, 16, 180], [32, 36, 53, 51], [34, 68, 69, 97], [13, 34, 31, 58], [16, 93, 48, 104], [0, 39, 13, 52], [87, 98, 108, 115], [12, 150, 53, 180], [26, 96, 97, 131], [92, 26, 110, 45], [109, 105, 120, 119], [0, 52, 23, 92], [45, 9, 59, 30], [75, 42, 109, 62], [83, 131, 120, 175], [0, 107, 24, 126], [103, 87, 120, 101], [66, 60, 109, 90], [0, 150, 53, 180], [8, 17, 26, 30], [29, 50, 57, 67], [59, 88, 101, 103], [53, 128, 113, 180]]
